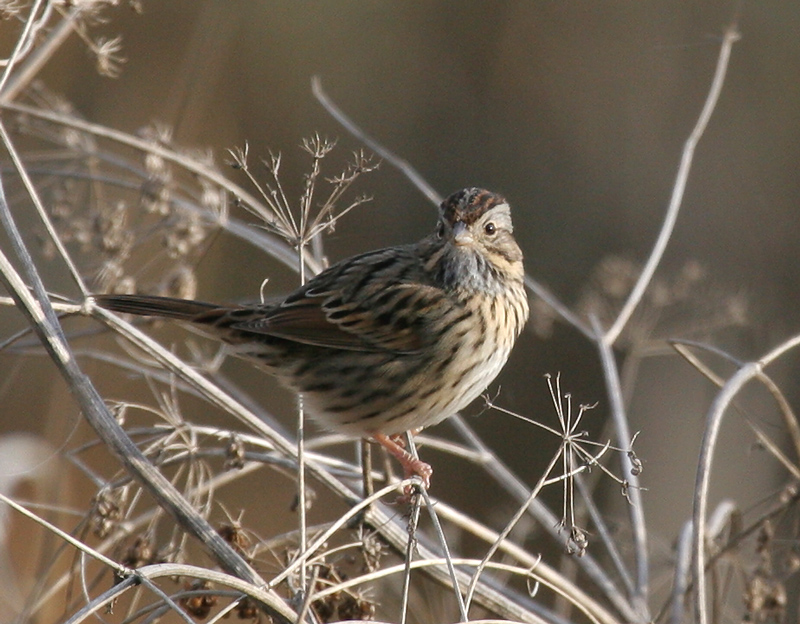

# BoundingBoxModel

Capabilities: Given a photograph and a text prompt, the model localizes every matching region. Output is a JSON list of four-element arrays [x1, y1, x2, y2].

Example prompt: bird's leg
[[372, 433, 432, 490], [387, 428, 423, 450]]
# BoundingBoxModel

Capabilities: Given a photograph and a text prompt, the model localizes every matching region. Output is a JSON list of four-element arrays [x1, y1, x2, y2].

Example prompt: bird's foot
[[372, 432, 432, 498]]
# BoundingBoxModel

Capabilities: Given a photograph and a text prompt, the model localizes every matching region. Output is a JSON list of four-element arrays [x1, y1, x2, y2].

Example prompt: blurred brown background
[[2, 0, 800, 614]]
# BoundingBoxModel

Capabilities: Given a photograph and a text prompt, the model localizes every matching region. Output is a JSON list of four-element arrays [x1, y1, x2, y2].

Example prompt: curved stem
[[604, 26, 739, 345], [692, 361, 759, 624]]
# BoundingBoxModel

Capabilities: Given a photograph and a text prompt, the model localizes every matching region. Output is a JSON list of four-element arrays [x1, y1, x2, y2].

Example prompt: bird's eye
[[484, 222, 496, 236], [436, 222, 445, 239]]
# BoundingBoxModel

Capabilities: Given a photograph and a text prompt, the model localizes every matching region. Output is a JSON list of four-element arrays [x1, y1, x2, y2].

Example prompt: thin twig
[[268, 481, 412, 590], [669, 520, 694, 624], [0, 4, 75, 104], [0, 491, 126, 574], [0, 0, 48, 97], [604, 26, 739, 345], [591, 315, 649, 621], [574, 475, 635, 597], [0, 110, 87, 294], [420, 487, 469, 622], [296, 247, 309, 593], [294, 564, 319, 624], [64, 563, 299, 624], [673, 340, 800, 467], [449, 415, 638, 622], [138, 574, 197, 624], [692, 362, 759, 624], [465, 449, 562, 612], [400, 494, 422, 624], [311, 76, 442, 207], [524, 274, 593, 340]]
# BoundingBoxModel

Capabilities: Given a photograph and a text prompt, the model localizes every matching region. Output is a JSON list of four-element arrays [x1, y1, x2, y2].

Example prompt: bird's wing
[[240, 284, 447, 353], [231, 249, 449, 353], [232, 295, 379, 351]]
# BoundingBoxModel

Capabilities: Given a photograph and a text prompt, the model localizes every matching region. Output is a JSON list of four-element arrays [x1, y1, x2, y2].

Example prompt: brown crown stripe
[[439, 188, 507, 226]]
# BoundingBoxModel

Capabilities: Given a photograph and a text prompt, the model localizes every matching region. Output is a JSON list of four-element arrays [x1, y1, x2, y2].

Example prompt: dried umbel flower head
[[179, 579, 218, 619], [576, 256, 748, 348], [90, 486, 127, 539], [120, 534, 155, 568], [228, 137, 379, 247]]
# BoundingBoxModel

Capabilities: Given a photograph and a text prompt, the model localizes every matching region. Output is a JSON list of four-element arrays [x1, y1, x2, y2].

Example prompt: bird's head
[[433, 188, 524, 292]]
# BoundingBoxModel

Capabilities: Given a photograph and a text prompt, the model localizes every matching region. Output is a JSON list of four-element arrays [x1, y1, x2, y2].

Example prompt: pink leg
[[372, 433, 432, 489]]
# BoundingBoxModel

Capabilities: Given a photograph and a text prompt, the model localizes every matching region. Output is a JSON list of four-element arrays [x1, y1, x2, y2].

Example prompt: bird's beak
[[453, 221, 473, 246]]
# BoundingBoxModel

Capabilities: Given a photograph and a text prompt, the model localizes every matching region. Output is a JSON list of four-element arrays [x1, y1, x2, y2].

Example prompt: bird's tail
[[93, 294, 223, 321]]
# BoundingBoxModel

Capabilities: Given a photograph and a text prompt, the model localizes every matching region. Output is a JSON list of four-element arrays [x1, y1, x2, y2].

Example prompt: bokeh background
[[2, 1, 800, 619]]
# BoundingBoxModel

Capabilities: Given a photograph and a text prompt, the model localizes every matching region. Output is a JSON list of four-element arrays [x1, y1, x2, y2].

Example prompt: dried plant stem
[[692, 331, 800, 624], [430, 501, 619, 624], [0, 0, 48, 96], [296, 246, 309, 593], [0, 173, 274, 608], [419, 486, 469, 621], [669, 520, 695, 624], [591, 315, 649, 620], [450, 416, 639, 622], [0, 4, 75, 104], [574, 475, 635, 598], [673, 340, 800, 469], [66, 563, 298, 624], [296, 393, 308, 591], [0, 491, 123, 575], [313, 557, 542, 601], [400, 497, 422, 624], [312, 76, 441, 207], [464, 448, 562, 612], [0, 115, 87, 293], [137, 576, 196, 624], [524, 275, 592, 340], [604, 25, 739, 345], [0, 101, 321, 274], [268, 481, 409, 590]]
